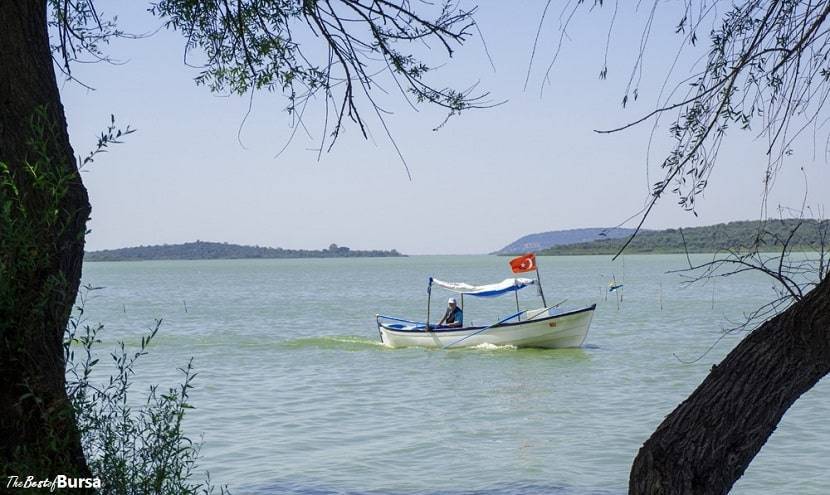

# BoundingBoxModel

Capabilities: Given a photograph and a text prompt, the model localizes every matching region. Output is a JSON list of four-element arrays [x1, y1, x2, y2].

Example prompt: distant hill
[[538, 219, 828, 255], [85, 241, 405, 262], [493, 227, 639, 255]]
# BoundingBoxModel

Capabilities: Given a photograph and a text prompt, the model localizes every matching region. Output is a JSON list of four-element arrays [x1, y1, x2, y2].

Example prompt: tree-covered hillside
[[86, 241, 404, 261], [494, 227, 638, 254], [539, 219, 828, 255]]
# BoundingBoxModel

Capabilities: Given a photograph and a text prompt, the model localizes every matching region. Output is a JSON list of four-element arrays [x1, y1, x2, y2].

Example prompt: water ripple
[[79, 256, 830, 494]]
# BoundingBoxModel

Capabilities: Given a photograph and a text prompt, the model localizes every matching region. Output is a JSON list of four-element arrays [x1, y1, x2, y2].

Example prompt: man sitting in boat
[[437, 298, 463, 328]]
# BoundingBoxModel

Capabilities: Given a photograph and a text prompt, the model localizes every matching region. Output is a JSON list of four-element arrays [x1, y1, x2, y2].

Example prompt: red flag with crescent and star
[[509, 253, 536, 273]]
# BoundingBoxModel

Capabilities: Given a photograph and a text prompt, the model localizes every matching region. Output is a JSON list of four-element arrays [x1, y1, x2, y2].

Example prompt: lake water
[[79, 255, 830, 494]]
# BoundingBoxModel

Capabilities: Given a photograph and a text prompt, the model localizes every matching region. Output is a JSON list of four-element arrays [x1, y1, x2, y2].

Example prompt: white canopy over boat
[[430, 277, 535, 297]]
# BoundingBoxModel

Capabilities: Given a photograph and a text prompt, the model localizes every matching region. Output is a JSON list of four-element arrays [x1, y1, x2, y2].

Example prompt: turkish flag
[[509, 253, 536, 273]]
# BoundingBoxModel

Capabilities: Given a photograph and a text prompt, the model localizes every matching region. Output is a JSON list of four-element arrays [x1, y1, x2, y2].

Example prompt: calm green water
[[80, 255, 830, 494]]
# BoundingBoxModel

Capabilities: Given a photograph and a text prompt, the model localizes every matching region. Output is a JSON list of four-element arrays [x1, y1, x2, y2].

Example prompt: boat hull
[[378, 304, 595, 349]]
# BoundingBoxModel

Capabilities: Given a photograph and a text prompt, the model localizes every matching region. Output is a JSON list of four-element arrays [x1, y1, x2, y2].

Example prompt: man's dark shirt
[[441, 306, 463, 326]]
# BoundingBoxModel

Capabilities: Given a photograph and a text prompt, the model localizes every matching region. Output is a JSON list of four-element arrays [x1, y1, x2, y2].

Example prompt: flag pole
[[535, 264, 548, 307], [514, 279, 521, 321]]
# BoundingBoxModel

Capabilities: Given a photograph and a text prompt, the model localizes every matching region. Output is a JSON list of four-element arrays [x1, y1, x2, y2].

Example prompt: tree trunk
[[629, 271, 830, 494], [0, 1, 91, 477]]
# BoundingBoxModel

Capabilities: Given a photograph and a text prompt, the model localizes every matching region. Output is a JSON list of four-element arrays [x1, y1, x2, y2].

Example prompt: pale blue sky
[[61, 2, 830, 254]]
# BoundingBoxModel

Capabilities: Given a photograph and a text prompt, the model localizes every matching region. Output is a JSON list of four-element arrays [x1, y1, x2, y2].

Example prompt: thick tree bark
[[629, 271, 830, 494], [0, 1, 91, 477]]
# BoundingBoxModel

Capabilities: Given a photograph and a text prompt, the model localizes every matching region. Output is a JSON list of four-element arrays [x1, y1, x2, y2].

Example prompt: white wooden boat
[[375, 262, 596, 349], [377, 304, 596, 349]]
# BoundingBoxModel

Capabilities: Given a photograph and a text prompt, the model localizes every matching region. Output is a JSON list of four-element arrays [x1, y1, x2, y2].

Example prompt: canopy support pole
[[426, 277, 432, 332], [535, 266, 548, 307]]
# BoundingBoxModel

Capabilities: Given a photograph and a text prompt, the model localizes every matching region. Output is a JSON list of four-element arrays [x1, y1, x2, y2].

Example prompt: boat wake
[[468, 342, 518, 351], [280, 335, 387, 351]]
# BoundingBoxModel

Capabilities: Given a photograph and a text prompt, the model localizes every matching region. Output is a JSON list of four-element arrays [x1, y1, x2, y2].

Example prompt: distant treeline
[[85, 241, 404, 261], [539, 219, 829, 255]]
